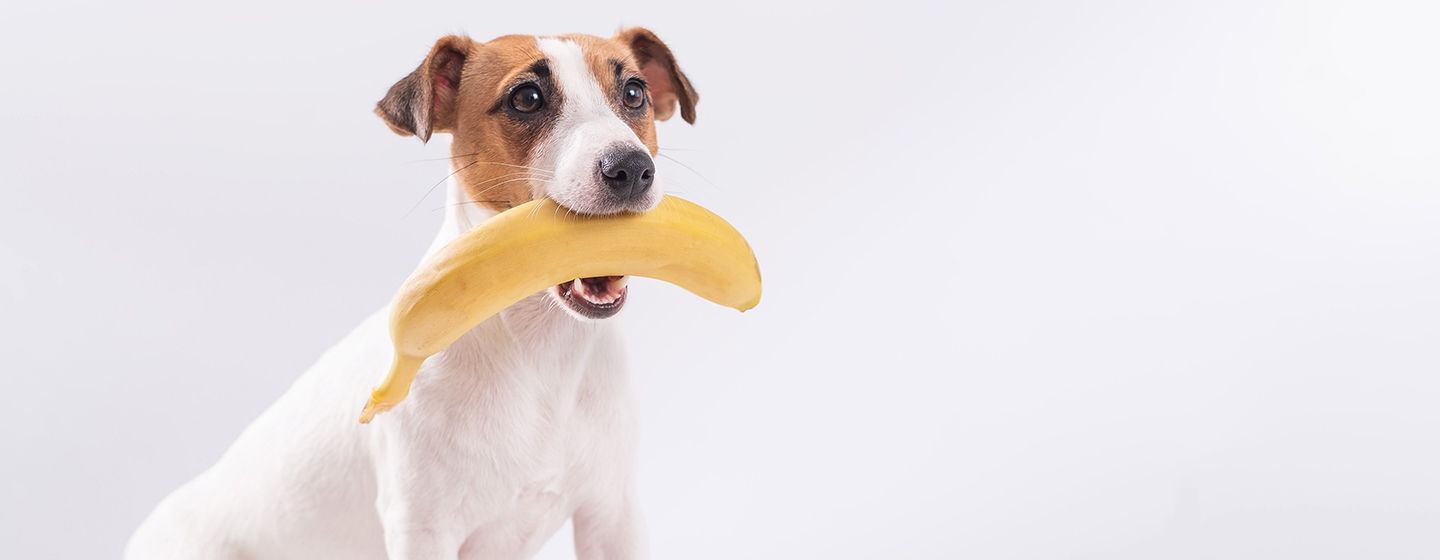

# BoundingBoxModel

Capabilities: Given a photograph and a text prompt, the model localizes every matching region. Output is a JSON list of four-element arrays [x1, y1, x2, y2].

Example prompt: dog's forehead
[[466, 35, 544, 91], [551, 34, 638, 72], [474, 34, 637, 84]]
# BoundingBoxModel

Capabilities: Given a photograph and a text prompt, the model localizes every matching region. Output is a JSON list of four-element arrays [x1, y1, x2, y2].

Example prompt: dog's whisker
[[661, 178, 717, 207], [468, 171, 549, 188], [405, 153, 480, 163], [461, 160, 557, 174], [406, 167, 548, 221], [407, 153, 557, 175], [661, 179, 694, 195], [429, 200, 514, 213], [404, 161, 479, 220], [656, 153, 723, 193], [662, 177, 694, 191], [660, 195, 685, 219], [473, 176, 547, 197]]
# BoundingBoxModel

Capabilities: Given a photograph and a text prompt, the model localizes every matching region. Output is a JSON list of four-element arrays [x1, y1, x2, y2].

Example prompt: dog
[[126, 27, 698, 560]]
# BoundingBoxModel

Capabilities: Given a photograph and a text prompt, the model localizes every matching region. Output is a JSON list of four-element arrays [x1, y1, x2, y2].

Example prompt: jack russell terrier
[[127, 27, 698, 560]]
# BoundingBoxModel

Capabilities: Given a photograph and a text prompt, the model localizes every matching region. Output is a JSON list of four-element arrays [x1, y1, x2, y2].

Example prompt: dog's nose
[[599, 149, 655, 201]]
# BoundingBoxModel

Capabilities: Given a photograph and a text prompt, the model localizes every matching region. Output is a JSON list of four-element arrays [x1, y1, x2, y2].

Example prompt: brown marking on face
[[613, 28, 699, 125], [558, 34, 659, 156], [447, 35, 555, 212], [376, 29, 699, 214]]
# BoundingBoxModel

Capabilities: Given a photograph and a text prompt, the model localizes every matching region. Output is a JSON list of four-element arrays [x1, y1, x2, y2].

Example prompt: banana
[[359, 196, 761, 423]]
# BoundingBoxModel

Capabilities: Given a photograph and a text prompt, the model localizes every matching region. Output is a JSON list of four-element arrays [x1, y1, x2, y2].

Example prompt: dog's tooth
[[572, 278, 586, 296], [613, 276, 628, 290]]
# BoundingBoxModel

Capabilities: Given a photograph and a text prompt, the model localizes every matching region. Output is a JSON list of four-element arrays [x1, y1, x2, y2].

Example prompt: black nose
[[599, 149, 655, 201]]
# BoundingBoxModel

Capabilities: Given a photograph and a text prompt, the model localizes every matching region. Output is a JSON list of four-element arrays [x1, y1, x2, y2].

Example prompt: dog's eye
[[622, 80, 645, 110], [511, 85, 544, 113]]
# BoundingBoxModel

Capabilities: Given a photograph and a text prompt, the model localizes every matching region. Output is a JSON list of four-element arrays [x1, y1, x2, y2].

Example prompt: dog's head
[[376, 28, 698, 320]]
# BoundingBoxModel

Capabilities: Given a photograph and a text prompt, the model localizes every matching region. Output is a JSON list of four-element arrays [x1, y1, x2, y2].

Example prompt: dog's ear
[[614, 27, 699, 124], [375, 35, 474, 143]]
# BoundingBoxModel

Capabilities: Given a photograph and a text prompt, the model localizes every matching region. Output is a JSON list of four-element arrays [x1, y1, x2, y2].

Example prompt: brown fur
[[375, 36, 475, 143], [562, 34, 659, 155], [613, 28, 699, 125], [377, 28, 699, 213]]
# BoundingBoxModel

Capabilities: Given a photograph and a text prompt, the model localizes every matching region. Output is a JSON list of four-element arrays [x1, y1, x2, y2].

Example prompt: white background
[[3, 1, 1439, 558]]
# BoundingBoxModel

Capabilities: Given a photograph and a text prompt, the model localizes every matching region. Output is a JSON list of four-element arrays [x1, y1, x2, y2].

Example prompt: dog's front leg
[[377, 514, 465, 560], [572, 497, 648, 560], [374, 433, 469, 560]]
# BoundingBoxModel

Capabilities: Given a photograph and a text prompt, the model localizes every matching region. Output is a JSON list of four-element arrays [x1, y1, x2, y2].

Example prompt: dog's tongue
[[571, 275, 628, 304]]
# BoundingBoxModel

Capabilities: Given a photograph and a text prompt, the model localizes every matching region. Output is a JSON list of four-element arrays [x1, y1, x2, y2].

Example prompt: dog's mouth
[[553, 275, 628, 319]]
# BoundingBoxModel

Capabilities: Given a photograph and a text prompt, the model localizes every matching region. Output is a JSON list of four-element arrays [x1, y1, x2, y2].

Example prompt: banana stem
[[358, 354, 426, 423]]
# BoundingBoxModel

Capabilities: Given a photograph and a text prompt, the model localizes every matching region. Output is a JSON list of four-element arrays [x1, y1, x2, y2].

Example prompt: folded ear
[[375, 35, 475, 143], [614, 27, 699, 124]]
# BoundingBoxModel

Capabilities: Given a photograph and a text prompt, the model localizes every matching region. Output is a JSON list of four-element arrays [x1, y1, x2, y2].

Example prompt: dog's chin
[[551, 275, 628, 320]]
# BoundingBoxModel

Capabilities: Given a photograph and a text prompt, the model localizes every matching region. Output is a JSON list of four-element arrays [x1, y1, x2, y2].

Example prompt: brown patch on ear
[[375, 35, 475, 143], [613, 27, 698, 124]]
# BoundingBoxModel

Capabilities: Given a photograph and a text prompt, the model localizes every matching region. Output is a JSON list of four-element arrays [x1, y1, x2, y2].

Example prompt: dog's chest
[[433, 371, 629, 556], [441, 440, 586, 558], [402, 308, 636, 523]]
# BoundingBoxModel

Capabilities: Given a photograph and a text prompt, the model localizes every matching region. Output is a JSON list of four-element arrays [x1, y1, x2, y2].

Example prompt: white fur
[[127, 37, 654, 560], [531, 38, 663, 215]]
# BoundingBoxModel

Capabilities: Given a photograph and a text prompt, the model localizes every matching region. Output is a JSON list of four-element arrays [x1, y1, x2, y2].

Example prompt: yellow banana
[[359, 196, 761, 423]]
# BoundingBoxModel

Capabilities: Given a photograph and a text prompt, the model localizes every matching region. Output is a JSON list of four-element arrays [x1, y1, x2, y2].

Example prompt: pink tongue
[[582, 276, 618, 293], [574, 276, 627, 300]]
